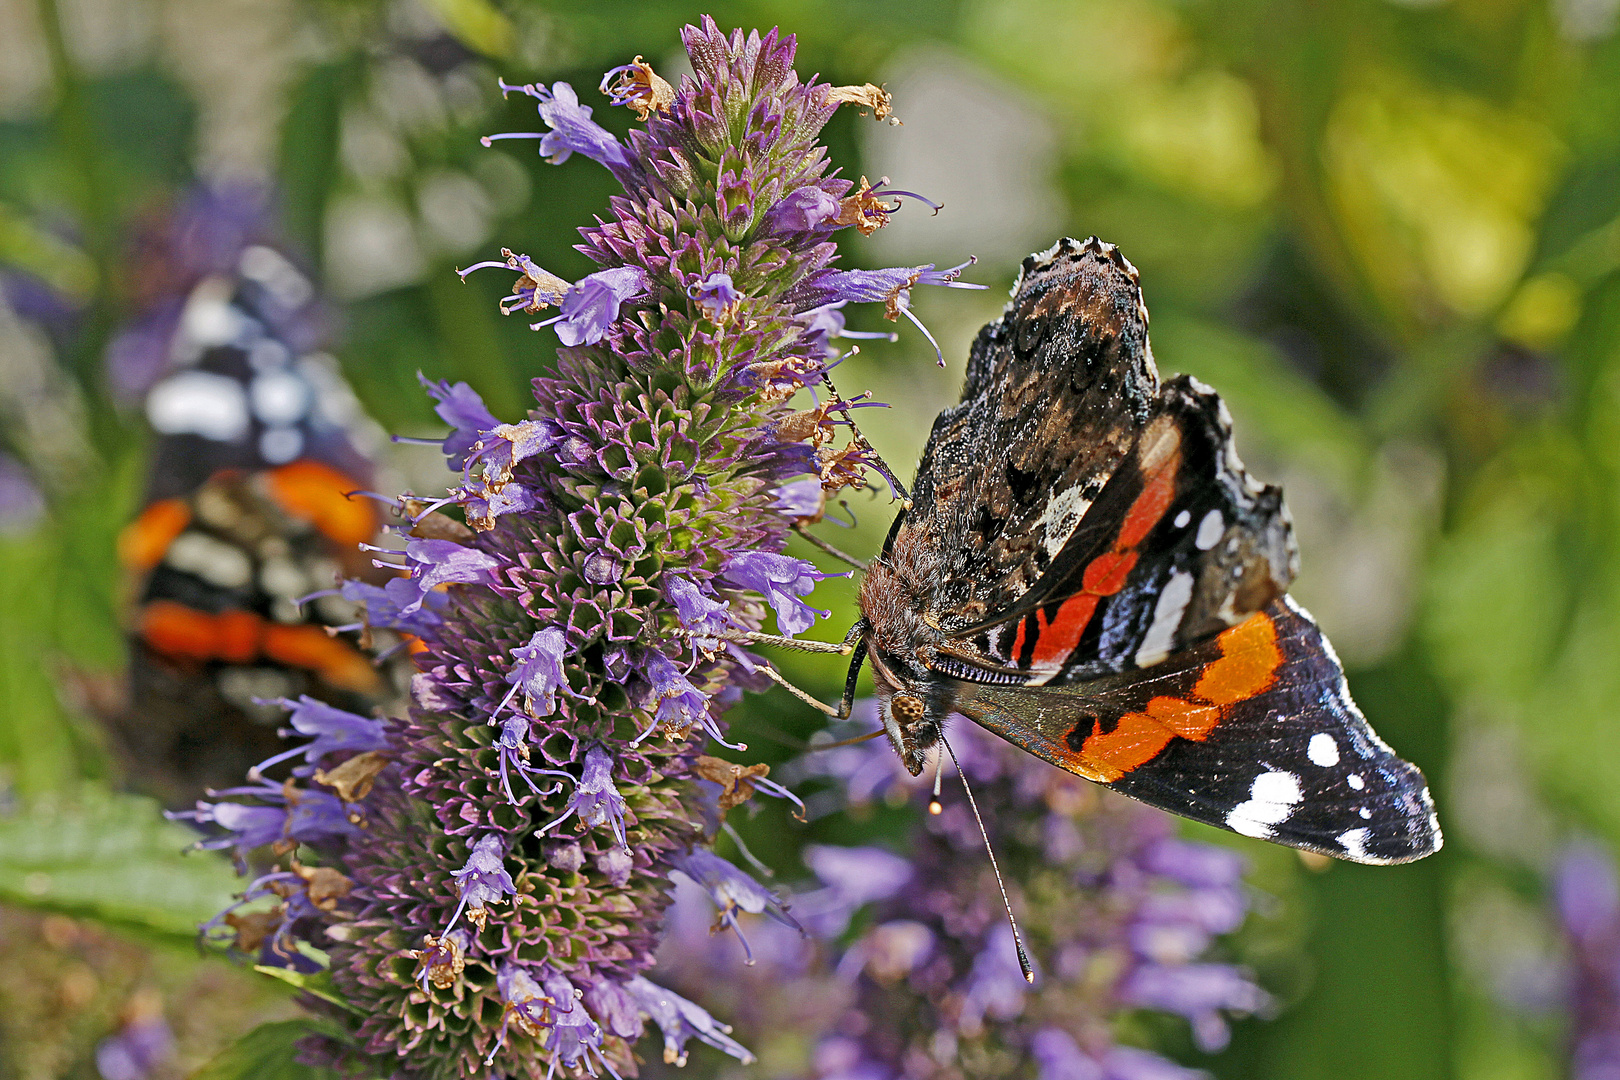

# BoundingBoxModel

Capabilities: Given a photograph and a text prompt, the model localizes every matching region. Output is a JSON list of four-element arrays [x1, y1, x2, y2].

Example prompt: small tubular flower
[[623, 975, 756, 1066], [535, 745, 630, 850], [247, 696, 390, 777], [485, 80, 634, 174], [599, 55, 674, 120], [669, 848, 802, 964], [493, 627, 574, 719], [687, 272, 742, 323], [418, 374, 500, 470], [447, 833, 517, 931], [721, 549, 838, 636], [532, 266, 649, 346]]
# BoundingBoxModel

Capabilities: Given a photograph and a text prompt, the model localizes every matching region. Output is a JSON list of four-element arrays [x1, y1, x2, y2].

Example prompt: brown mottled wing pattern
[[899, 237, 1296, 683]]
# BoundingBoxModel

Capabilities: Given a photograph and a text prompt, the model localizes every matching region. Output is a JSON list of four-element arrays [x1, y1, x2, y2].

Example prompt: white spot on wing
[[1359, 807, 1372, 819], [1307, 732, 1340, 768], [165, 531, 253, 589], [1134, 570, 1195, 668], [1195, 509, 1224, 550], [146, 371, 250, 440], [1337, 827, 1371, 860], [1347, 773, 1365, 790], [1038, 484, 1096, 558], [1173, 509, 1191, 529], [1225, 769, 1302, 838]]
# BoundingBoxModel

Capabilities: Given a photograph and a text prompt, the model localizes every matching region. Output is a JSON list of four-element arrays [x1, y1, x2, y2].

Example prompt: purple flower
[[688, 272, 741, 322], [623, 975, 756, 1066], [721, 550, 837, 636], [1554, 842, 1620, 1080], [792, 258, 986, 365], [669, 848, 802, 964], [168, 783, 358, 854], [418, 373, 500, 470], [247, 696, 390, 777], [538, 968, 612, 1073], [493, 626, 574, 719], [763, 185, 841, 233], [465, 419, 563, 485], [536, 745, 630, 851], [338, 577, 446, 637], [1032, 1028, 1103, 1080], [958, 924, 1039, 1033], [488, 961, 555, 1065], [447, 833, 516, 932], [796, 844, 914, 937], [532, 266, 649, 347], [634, 650, 723, 746], [1139, 838, 1247, 889], [380, 538, 504, 616], [456, 248, 570, 315], [1102, 1046, 1209, 1080], [458, 479, 542, 530], [666, 575, 730, 641], [1118, 963, 1269, 1052], [491, 715, 563, 806], [485, 80, 634, 174], [771, 478, 827, 521], [95, 1014, 174, 1080]]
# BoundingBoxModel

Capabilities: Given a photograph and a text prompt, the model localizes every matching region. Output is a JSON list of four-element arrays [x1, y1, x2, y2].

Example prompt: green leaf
[[0, 785, 242, 939], [254, 965, 361, 1016], [189, 1019, 346, 1080]]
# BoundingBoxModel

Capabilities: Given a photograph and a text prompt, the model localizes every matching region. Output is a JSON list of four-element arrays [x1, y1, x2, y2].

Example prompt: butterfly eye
[[891, 693, 925, 726], [1014, 314, 1046, 356]]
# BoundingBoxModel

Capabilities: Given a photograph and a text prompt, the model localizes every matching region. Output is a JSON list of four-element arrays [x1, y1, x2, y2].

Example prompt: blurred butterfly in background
[[102, 188, 399, 803]]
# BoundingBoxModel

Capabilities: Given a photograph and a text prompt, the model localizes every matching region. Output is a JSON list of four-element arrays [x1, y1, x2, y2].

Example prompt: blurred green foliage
[[2, 0, 1619, 1076]]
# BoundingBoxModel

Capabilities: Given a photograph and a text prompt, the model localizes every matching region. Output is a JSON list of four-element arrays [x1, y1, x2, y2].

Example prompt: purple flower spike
[[959, 924, 1039, 1032], [447, 833, 517, 933], [623, 975, 756, 1067], [669, 848, 802, 964], [487, 80, 635, 174], [533, 266, 648, 347], [247, 695, 390, 778], [688, 272, 742, 322], [418, 373, 500, 470], [493, 627, 575, 720], [536, 745, 630, 851], [0, 454, 43, 534], [721, 550, 839, 636], [763, 185, 841, 233]]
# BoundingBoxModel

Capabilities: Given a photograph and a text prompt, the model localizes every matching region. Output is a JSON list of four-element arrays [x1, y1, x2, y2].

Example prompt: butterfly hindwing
[[956, 597, 1440, 864]]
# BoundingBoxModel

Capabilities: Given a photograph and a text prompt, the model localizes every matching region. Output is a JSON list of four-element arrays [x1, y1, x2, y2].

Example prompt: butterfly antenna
[[791, 523, 868, 572], [939, 733, 1034, 984]]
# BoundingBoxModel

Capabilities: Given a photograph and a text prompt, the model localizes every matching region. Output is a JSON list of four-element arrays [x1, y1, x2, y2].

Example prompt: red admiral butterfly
[[848, 237, 1440, 867]]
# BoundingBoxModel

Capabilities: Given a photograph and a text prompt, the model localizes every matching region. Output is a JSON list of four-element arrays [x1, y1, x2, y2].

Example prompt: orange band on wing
[[263, 460, 378, 548], [118, 500, 191, 571], [1075, 610, 1282, 781], [1026, 441, 1181, 669]]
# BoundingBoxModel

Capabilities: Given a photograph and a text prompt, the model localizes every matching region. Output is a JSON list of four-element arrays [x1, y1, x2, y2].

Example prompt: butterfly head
[[865, 639, 958, 776]]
